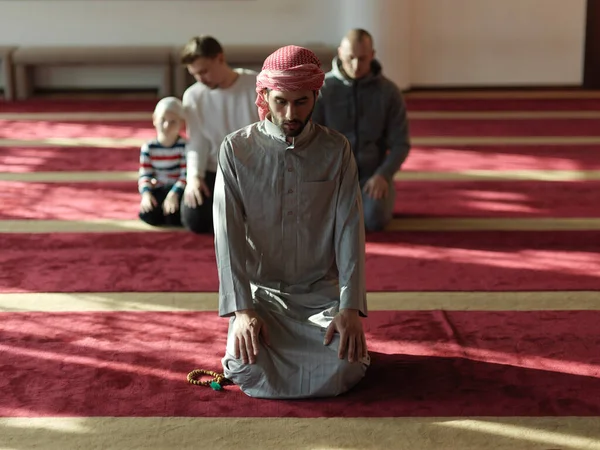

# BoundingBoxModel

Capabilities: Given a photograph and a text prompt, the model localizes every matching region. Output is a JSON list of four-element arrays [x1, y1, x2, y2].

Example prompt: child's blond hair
[[153, 96, 185, 119]]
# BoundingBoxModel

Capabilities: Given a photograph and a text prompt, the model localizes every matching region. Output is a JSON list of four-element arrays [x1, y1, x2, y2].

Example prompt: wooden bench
[[0, 46, 17, 101], [171, 44, 337, 98], [12, 46, 173, 100]]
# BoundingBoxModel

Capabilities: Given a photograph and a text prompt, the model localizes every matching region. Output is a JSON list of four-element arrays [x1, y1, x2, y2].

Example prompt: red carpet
[[406, 98, 600, 111], [396, 180, 598, 218], [2, 97, 600, 112], [0, 99, 156, 113], [409, 118, 600, 137], [0, 181, 138, 220], [1, 231, 599, 293], [0, 120, 155, 140], [3, 145, 599, 173], [2, 93, 600, 430], [403, 146, 600, 171], [0, 146, 140, 173], [1, 310, 599, 417], [1, 180, 596, 220], [5, 118, 600, 139]]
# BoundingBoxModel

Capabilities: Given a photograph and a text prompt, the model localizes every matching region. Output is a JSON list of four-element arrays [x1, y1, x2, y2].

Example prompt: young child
[[138, 96, 187, 227]]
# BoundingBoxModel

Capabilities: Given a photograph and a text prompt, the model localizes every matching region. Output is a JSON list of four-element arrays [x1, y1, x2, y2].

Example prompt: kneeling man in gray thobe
[[212, 45, 371, 399]]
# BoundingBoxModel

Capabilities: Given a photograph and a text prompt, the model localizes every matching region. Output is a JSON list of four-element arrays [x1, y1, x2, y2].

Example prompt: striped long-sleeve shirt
[[138, 137, 187, 195]]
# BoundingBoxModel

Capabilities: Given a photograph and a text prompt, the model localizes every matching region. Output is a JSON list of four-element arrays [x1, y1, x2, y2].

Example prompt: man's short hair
[[181, 36, 223, 64], [344, 28, 374, 47]]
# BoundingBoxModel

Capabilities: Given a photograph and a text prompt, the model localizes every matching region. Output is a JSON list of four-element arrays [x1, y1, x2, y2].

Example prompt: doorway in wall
[[584, 0, 600, 88]]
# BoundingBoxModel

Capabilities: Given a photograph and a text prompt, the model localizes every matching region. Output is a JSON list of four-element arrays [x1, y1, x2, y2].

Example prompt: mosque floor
[[0, 89, 598, 449]]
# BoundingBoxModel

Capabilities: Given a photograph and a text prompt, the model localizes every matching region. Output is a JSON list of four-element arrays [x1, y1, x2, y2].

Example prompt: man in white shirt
[[180, 36, 259, 233]]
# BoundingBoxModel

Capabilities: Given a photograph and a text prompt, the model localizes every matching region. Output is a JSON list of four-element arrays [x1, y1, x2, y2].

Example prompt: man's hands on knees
[[324, 309, 367, 363], [363, 174, 388, 200], [233, 309, 270, 365], [184, 176, 211, 208]]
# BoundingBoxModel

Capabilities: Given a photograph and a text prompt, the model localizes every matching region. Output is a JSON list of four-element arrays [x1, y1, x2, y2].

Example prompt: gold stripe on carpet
[[0, 417, 598, 450], [31, 92, 157, 100], [1, 217, 599, 233], [2, 170, 598, 183], [0, 219, 172, 233], [405, 89, 600, 99], [413, 136, 600, 146], [387, 217, 600, 231], [0, 112, 150, 121], [0, 171, 139, 182], [2, 291, 600, 312], [0, 137, 145, 148], [394, 170, 600, 181], [3, 111, 600, 121], [409, 110, 600, 119]]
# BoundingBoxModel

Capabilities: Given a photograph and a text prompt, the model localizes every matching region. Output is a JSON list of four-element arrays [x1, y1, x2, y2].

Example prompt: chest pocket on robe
[[299, 180, 337, 223]]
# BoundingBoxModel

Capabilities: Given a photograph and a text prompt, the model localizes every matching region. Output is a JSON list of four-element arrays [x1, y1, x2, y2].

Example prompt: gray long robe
[[212, 117, 370, 399]]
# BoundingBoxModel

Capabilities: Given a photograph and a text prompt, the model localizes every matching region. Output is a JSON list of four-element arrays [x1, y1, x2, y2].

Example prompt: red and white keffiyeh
[[255, 45, 325, 120]]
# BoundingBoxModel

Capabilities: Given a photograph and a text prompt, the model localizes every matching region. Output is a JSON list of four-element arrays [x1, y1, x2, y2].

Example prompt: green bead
[[210, 381, 222, 391]]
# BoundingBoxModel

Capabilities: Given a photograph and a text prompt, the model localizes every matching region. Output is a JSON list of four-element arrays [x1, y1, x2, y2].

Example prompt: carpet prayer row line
[[0, 93, 598, 449]]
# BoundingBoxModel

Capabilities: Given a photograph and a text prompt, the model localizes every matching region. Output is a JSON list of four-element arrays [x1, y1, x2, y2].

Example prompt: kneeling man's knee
[[181, 205, 213, 234], [362, 193, 393, 232], [334, 353, 370, 391], [364, 207, 391, 231], [222, 354, 267, 395]]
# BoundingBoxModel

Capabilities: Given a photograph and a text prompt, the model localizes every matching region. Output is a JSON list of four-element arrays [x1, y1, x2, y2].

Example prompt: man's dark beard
[[271, 109, 314, 137]]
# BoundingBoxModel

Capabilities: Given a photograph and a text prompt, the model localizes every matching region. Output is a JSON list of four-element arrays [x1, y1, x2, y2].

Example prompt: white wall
[[410, 0, 587, 86], [0, 0, 589, 90], [0, 0, 343, 89], [341, 0, 412, 90], [0, 0, 343, 46]]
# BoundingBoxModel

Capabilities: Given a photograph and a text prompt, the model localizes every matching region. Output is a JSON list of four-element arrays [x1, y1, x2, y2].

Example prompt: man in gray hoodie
[[313, 29, 411, 231]]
